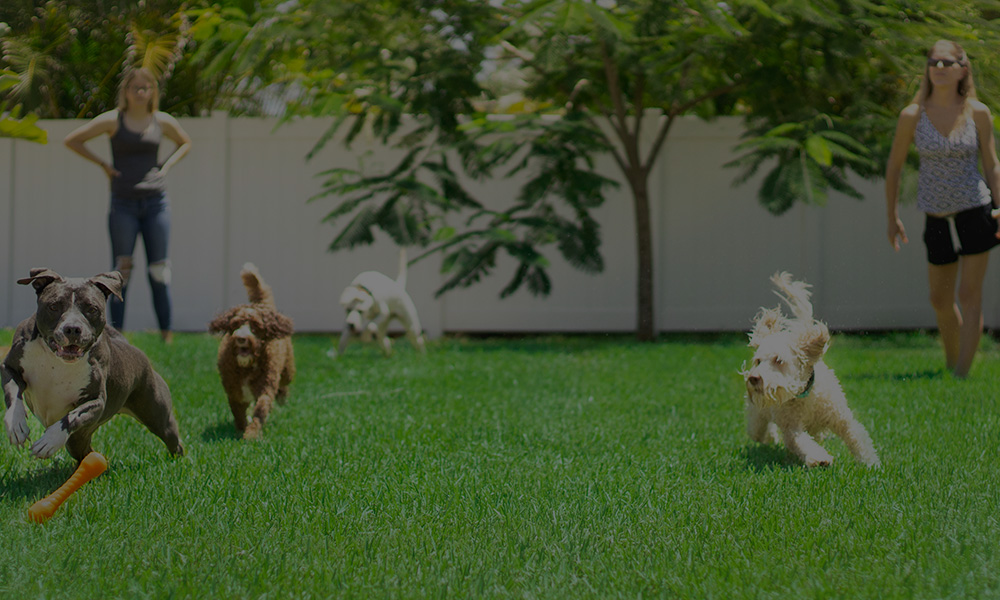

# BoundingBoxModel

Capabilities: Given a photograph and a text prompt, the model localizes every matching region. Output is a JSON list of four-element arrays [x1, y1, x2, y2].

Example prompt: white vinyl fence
[[2, 113, 995, 336]]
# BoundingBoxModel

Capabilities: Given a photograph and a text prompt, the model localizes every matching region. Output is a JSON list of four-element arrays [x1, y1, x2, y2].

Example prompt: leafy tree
[[198, 0, 1000, 340], [192, 1, 623, 301], [0, 0, 253, 117], [492, 0, 1000, 340], [0, 68, 46, 142]]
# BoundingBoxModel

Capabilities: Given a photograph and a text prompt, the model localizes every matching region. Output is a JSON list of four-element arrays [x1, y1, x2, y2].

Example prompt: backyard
[[0, 330, 998, 598]]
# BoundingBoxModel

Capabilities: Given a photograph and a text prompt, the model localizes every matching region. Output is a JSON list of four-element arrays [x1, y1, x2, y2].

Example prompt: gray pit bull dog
[[1, 268, 184, 463]]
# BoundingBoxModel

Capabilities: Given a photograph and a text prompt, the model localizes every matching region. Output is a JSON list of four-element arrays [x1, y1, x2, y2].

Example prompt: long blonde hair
[[913, 40, 977, 107], [116, 67, 160, 113]]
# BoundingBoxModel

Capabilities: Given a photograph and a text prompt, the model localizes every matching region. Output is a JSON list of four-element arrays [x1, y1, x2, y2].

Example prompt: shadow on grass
[[739, 444, 799, 472], [0, 457, 127, 503], [438, 333, 643, 355], [0, 458, 145, 510], [200, 419, 241, 443], [842, 367, 948, 382], [0, 467, 68, 503]]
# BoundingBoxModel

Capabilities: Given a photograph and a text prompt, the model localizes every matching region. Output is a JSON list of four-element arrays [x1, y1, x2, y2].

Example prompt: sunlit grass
[[0, 329, 998, 598]]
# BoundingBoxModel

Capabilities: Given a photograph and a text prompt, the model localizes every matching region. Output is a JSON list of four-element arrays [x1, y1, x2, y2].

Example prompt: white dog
[[333, 249, 426, 357], [740, 272, 880, 468]]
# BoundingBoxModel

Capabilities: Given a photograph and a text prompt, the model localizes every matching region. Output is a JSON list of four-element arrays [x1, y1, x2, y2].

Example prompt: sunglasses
[[927, 58, 964, 68]]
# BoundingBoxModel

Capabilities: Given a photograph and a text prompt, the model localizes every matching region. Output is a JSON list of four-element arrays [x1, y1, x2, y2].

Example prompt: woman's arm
[[155, 112, 192, 176], [63, 110, 119, 178], [972, 101, 1000, 238], [885, 103, 920, 251], [972, 101, 1000, 205]]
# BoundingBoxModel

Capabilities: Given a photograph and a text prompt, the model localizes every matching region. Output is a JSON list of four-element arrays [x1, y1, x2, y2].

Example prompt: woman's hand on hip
[[101, 162, 121, 179]]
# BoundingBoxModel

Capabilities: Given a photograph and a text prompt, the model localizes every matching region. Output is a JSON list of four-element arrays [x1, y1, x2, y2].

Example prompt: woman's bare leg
[[953, 251, 990, 377], [927, 261, 961, 370]]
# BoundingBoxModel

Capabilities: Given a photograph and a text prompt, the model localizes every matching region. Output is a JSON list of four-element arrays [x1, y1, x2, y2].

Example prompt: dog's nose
[[62, 325, 83, 340], [747, 374, 762, 388]]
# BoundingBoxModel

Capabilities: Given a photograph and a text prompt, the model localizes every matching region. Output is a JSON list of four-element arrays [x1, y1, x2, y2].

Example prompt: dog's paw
[[31, 424, 69, 459], [243, 422, 263, 441], [861, 453, 881, 469], [764, 423, 781, 445], [4, 403, 30, 447], [804, 452, 834, 468]]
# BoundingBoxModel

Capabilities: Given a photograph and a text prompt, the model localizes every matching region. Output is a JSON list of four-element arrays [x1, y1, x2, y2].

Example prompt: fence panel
[[1, 114, 992, 334]]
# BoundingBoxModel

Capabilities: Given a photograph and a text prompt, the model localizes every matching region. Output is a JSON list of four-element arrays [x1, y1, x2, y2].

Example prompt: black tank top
[[109, 111, 164, 198]]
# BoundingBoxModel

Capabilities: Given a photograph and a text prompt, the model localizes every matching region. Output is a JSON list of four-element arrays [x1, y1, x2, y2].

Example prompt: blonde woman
[[885, 40, 1000, 377], [65, 67, 191, 342]]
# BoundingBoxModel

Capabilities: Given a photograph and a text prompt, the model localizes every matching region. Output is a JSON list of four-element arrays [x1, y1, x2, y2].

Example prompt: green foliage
[[0, 0, 248, 117], [217, 0, 614, 299], [726, 115, 877, 214], [0, 103, 46, 143], [311, 111, 617, 298], [0, 68, 45, 142], [723, 1, 1000, 213]]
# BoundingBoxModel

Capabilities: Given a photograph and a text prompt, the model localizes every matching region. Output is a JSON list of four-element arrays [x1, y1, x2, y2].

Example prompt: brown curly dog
[[208, 263, 295, 439]]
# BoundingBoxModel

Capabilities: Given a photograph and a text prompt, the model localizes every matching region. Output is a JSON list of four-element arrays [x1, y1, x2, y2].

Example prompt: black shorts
[[923, 204, 1000, 265]]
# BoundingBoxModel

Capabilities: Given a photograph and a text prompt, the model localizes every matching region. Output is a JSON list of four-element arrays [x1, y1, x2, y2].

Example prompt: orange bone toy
[[28, 452, 108, 523]]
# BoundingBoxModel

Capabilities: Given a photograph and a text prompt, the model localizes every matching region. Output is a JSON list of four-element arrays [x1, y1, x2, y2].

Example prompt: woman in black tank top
[[64, 67, 192, 343]]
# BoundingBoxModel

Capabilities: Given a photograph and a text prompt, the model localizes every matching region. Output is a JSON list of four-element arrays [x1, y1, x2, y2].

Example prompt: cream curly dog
[[741, 272, 880, 468]]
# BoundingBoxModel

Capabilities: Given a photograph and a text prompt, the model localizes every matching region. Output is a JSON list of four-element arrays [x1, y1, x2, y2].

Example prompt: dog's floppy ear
[[17, 268, 63, 295], [88, 271, 125, 301], [259, 309, 294, 340], [340, 286, 368, 310], [748, 307, 785, 348], [796, 322, 830, 365], [208, 308, 240, 335]]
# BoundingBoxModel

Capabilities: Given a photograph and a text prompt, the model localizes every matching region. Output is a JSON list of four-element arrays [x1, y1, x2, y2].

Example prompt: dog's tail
[[396, 248, 408, 288], [770, 271, 813, 322], [241, 262, 276, 307]]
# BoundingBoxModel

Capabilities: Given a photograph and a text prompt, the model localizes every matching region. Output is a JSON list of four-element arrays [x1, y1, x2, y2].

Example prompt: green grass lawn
[[1, 329, 998, 599]]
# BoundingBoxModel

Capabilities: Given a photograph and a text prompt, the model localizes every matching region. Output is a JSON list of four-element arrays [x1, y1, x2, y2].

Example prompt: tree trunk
[[632, 177, 655, 342]]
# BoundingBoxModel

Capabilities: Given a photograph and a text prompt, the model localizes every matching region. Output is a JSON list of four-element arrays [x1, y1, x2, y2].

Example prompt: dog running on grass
[[740, 272, 880, 468], [3, 268, 184, 463], [334, 248, 426, 358], [208, 263, 295, 440]]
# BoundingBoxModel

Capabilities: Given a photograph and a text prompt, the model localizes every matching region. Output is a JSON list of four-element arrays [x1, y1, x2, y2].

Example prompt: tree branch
[[668, 80, 742, 118], [583, 111, 628, 175], [643, 112, 675, 177], [631, 70, 646, 155], [600, 40, 630, 139], [643, 80, 742, 171], [601, 40, 643, 178]]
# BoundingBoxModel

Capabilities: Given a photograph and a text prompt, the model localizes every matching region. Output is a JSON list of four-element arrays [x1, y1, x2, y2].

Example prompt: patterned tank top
[[915, 108, 991, 214]]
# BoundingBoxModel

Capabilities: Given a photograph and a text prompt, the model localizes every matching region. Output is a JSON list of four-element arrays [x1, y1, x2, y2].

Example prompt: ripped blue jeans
[[107, 193, 172, 331]]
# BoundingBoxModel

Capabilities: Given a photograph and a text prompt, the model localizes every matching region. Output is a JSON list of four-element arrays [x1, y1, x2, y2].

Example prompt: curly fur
[[740, 272, 880, 468], [208, 263, 295, 440]]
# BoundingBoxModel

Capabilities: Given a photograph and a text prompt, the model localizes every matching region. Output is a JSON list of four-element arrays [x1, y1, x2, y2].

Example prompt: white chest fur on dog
[[19, 337, 92, 427]]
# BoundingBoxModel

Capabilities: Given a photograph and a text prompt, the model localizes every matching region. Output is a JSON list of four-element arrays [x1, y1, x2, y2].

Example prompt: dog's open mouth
[[47, 339, 85, 361]]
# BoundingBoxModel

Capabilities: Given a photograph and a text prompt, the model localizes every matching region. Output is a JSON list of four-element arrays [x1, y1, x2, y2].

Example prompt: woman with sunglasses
[[64, 67, 192, 343], [885, 40, 1000, 377]]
